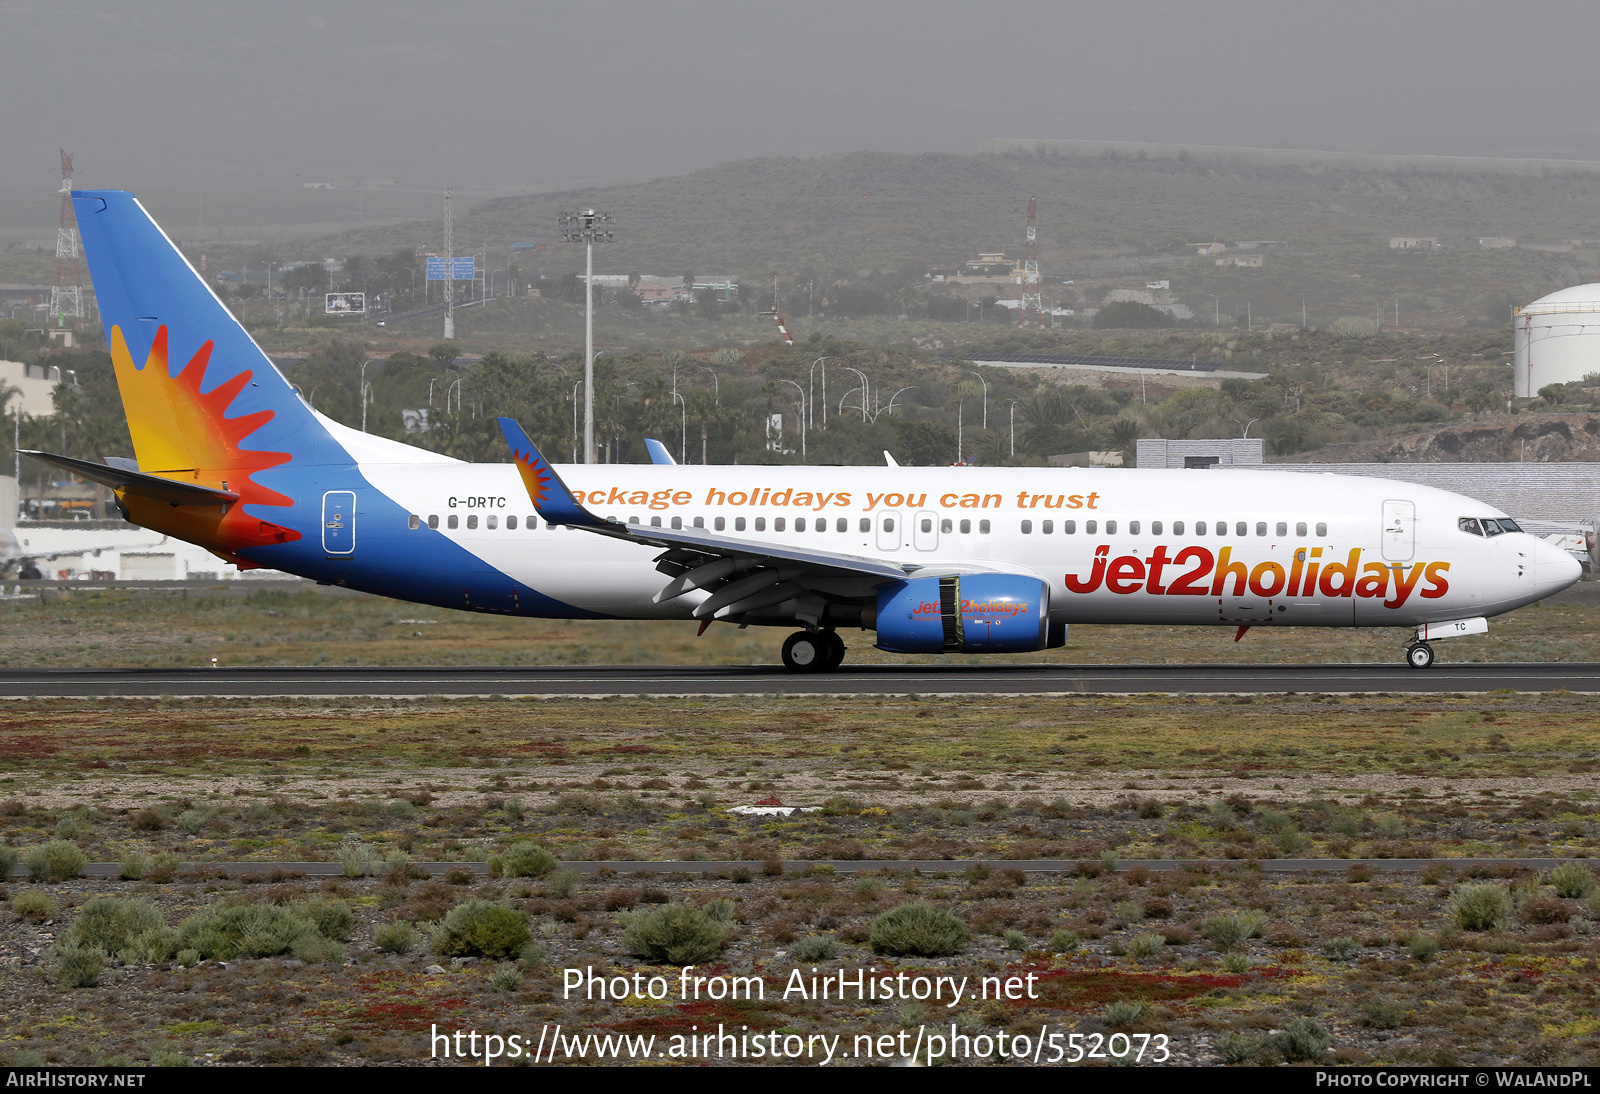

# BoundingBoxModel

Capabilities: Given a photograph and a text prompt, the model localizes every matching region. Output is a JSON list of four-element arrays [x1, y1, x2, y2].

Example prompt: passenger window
[[920, 517, 932, 533], [507, 516, 518, 530], [715, 516, 726, 531], [754, 517, 766, 531], [447, 515, 458, 530], [693, 516, 704, 529], [1042, 520, 1053, 534], [817, 520, 826, 533], [1063, 520, 1075, 534], [1152, 521, 1162, 535], [941, 518, 952, 534], [671, 516, 682, 530], [837, 518, 848, 532], [629, 516, 640, 524], [979, 520, 991, 534], [1129, 520, 1140, 535], [486, 515, 498, 530], [408, 514, 420, 530], [1105, 520, 1117, 535], [1235, 522, 1247, 537], [650, 516, 661, 527], [1172, 521, 1183, 535], [882, 517, 895, 532], [773, 517, 785, 532], [1296, 522, 1307, 537], [1021, 520, 1033, 534], [428, 514, 439, 529], [859, 518, 870, 533], [796, 517, 807, 532], [960, 519, 972, 534], [1316, 522, 1328, 537], [1255, 522, 1266, 537], [1086, 520, 1097, 534], [735, 517, 746, 531], [1275, 522, 1286, 537], [466, 515, 478, 530], [1195, 521, 1206, 536]]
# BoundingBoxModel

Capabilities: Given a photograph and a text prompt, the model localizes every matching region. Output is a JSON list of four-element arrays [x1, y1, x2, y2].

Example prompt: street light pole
[[776, 379, 805, 460], [559, 209, 614, 464], [359, 359, 374, 433], [964, 370, 988, 429], [809, 357, 834, 431]]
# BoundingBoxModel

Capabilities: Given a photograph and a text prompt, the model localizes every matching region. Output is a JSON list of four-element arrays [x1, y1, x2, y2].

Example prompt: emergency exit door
[[322, 491, 356, 556]]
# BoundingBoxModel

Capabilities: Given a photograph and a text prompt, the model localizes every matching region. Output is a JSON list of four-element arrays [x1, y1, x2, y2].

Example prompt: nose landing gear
[[781, 630, 846, 673], [1404, 642, 1435, 669]]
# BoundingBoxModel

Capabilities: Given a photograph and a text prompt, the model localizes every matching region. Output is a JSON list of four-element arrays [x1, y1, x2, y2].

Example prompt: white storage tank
[[1514, 283, 1600, 397]]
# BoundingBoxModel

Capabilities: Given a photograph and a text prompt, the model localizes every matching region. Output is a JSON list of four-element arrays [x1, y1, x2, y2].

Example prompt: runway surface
[[0, 662, 1596, 698]]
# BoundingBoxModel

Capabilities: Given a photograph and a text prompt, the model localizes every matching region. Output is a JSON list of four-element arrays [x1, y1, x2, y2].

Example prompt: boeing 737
[[23, 191, 1583, 671]]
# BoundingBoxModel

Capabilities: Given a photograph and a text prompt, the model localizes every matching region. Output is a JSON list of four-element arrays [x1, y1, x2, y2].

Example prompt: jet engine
[[874, 573, 1063, 653]]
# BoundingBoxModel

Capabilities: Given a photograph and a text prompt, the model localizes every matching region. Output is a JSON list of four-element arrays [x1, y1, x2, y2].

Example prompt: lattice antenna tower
[[50, 150, 84, 327], [1019, 195, 1044, 327], [442, 188, 454, 339]]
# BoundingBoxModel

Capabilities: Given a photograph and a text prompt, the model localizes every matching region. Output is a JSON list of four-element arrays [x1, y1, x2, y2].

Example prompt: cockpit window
[[1481, 518, 1505, 537], [1497, 518, 1522, 533], [1458, 517, 1483, 536]]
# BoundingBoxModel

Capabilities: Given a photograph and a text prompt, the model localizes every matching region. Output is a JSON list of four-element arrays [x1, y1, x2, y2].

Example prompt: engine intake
[[875, 573, 1057, 653]]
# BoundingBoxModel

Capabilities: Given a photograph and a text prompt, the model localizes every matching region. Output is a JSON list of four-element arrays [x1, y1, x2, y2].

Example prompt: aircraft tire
[[1405, 642, 1435, 670], [781, 631, 827, 673], [821, 630, 846, 670]]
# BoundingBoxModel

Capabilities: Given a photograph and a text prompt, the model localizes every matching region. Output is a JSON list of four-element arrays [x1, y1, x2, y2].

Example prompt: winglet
[[884, 450, 899, 467], [497, 417, 608, 528], [644, 438, 677, 465]]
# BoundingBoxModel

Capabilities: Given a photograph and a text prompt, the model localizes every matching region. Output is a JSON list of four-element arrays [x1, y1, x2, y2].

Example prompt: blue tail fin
[[72, 190, 334, 478]]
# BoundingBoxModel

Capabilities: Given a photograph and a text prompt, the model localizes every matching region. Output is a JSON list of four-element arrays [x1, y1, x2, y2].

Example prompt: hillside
[[1294, 412, 1600, 464]]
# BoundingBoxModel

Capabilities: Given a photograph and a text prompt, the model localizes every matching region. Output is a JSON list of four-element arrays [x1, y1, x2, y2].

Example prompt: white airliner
[[22, 190, 1584, 672]]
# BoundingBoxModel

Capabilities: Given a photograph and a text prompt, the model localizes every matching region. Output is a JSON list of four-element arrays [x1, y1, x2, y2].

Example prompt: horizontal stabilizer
[[20, 450, 238, 506]]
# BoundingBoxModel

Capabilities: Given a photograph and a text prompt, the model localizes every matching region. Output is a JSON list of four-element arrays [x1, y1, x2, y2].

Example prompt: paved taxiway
[[0, 662, 1595, 698]]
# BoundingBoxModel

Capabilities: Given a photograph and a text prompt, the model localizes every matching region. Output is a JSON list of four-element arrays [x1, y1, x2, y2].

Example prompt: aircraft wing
[[498, 417, 911, 622], [20, 450, 239, 506]]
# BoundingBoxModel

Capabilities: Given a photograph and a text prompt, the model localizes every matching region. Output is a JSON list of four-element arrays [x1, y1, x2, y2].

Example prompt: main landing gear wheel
[[821, 630, 846, 670], [782, 631, 828, 673], [1405, 642, 1435, 669]]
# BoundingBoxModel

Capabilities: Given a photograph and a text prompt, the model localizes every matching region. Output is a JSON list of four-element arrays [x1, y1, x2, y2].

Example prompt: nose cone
[[1533, 537, 1583, 595]]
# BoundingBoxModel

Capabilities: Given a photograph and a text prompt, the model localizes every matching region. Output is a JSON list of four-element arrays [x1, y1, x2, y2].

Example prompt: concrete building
[[1513, 283, 1600, 397], [1390, 237, 1439, 250], [0, 360, 61, 417], [1137, 438, 1264, 469], [1478, 237, 1517, 249], [1215, 254, 1263, 268]]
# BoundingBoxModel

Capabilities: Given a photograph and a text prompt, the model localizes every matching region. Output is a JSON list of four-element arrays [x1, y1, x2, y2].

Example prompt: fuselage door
[[1381, 499, 1415, 562], [322, 491, 355, 556], [913, 510, 939, 552], [876, 511, 902, 552]]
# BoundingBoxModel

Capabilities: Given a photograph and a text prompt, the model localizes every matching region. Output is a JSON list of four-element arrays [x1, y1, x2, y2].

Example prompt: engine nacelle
[[875, 573, 1058, 653]]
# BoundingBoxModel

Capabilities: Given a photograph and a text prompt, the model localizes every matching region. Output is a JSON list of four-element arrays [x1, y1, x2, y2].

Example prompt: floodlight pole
[[560, 209, 614, 464]]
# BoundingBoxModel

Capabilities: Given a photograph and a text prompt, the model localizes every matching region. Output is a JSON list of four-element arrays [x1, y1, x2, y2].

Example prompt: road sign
[[425, 256, 475, 281]]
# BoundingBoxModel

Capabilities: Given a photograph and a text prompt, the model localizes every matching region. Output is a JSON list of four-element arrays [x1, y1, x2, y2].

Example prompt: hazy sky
[[6, 0, 1600, 194]]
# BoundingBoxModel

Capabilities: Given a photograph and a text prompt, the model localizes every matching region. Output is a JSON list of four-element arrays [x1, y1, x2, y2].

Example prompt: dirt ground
[[0, 692, 1597, 1066]]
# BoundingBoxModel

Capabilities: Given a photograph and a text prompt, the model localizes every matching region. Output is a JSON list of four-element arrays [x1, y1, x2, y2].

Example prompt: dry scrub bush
[[62, 897, 177, 963], [12, 891, 57, 923], [374, 921, 419, 955], [178, 902, 346, 962], [623, 904, 727, 965], [1550, 862, 1596, 900], [794, 935, 839, 962], [1451, 883, 1512, 931], [25, 841, 86, 883], [868, 902, 967, 957], [1201, 911, 1265, 952], [431, 900, 531, 960], [0, 846, 19, 880], [498, 844, 558, 879]]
